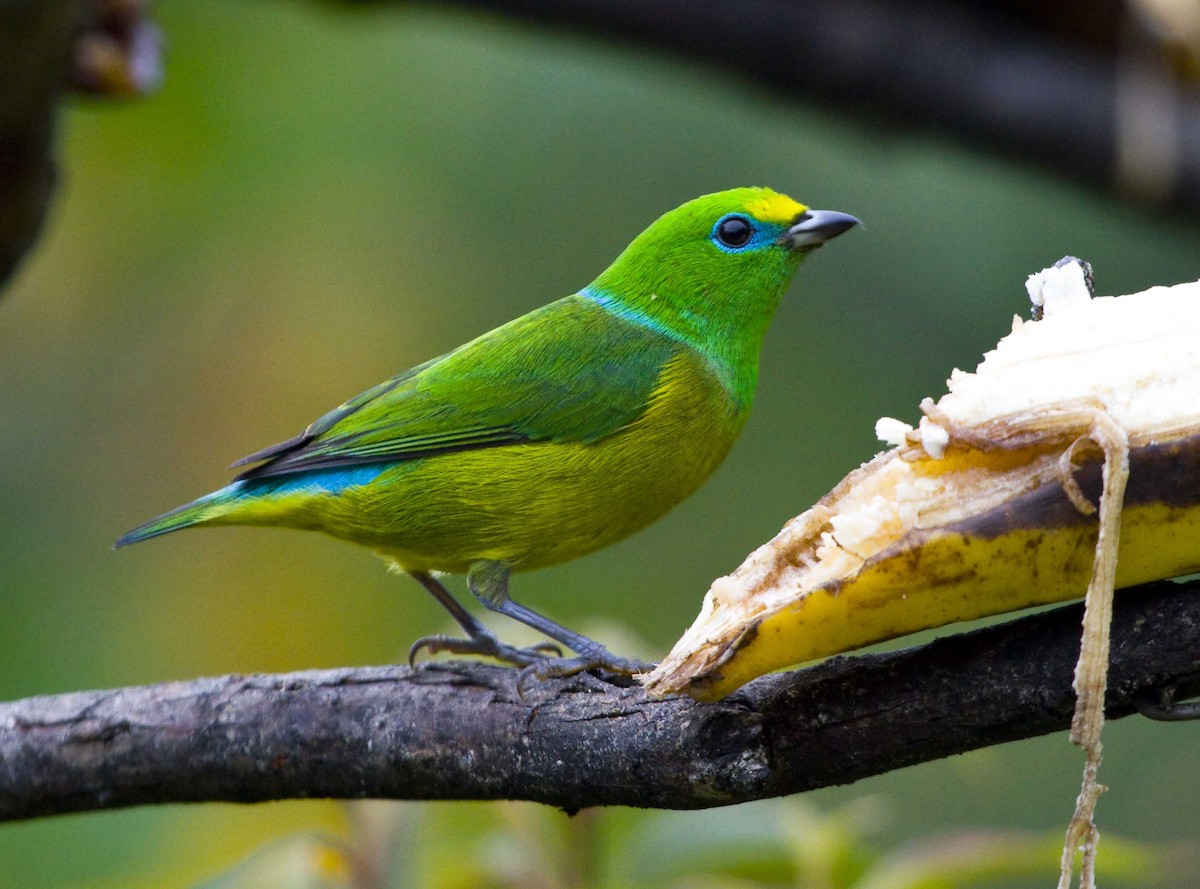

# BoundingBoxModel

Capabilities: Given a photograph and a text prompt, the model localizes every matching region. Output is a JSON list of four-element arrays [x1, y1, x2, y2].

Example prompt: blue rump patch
[[241, 464, 390, 497]]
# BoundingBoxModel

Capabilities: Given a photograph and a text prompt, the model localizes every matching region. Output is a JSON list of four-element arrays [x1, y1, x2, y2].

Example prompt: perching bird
[[117, 188, 858, 682]]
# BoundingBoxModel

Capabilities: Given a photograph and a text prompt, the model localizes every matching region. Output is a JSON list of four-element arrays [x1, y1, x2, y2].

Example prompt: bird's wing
[[233, 295, 683, 480]]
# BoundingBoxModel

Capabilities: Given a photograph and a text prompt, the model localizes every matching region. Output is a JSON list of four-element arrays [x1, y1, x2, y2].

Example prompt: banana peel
[[645, 260, 1200, 699], [643, 259, 1200, 889]]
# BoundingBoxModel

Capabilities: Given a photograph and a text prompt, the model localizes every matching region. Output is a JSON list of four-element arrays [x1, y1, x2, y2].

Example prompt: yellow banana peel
[[645, 261, 1200, 700]]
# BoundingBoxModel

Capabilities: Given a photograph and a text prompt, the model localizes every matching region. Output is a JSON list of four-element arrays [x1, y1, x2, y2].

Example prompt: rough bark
[[2, 578, 1197, 823]]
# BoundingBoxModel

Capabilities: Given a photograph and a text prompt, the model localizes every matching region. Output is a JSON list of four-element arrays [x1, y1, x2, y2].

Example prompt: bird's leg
[[407, 571, 560, 667], [467, 560, 656, 687]]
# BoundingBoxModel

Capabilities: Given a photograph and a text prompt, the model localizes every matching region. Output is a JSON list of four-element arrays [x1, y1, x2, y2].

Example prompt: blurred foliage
[[195, 833, 354, 889], [1, 1, 1199, 887], [194, 798, 1192, 889]]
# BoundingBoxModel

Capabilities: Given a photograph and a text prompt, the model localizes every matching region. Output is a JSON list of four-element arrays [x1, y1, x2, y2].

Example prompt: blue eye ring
[[712, 214, 755, 251]]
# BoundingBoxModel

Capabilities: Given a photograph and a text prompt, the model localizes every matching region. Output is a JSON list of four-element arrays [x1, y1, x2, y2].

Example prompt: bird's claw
[[408, 632, 561, 668], [1133, 685, 1200, 721], [514, 652, 656, 697]]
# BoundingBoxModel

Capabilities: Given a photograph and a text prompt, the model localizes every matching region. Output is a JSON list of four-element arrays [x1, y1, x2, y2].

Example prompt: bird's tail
[[114, 483, 246, 548]]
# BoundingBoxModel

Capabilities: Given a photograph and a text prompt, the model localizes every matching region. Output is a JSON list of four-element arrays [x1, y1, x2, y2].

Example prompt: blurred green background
[[2, 2, 1199, 887]]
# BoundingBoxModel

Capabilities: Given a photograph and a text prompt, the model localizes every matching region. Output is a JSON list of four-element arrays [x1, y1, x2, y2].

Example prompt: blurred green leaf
[[192, 833, 354, 889]]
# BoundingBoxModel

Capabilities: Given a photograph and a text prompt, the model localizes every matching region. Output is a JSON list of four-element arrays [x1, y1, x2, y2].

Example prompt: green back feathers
[[235, 297, 679, 479]]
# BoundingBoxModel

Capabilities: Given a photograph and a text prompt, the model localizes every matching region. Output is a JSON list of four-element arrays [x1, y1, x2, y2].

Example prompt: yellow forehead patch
[[744, 191, 807, 226]]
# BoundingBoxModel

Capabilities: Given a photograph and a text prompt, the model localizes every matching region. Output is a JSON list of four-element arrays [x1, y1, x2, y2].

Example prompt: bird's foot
[[515, 650, 656, 696], [408, 631, 561, 668]]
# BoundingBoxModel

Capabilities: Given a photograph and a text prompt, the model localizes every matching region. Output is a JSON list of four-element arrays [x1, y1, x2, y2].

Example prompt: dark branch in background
[[0, 1, 79, 290], [351, 0, 1200, 214], [0, 0, 161, 293], [3, 578, 1198, 823]]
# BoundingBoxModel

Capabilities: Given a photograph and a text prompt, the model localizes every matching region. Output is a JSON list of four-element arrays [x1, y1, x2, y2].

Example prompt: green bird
[[117, 188, 858, 682]]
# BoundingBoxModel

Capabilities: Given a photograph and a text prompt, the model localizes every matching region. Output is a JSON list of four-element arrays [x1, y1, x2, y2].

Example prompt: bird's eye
[[715, 215, 754, 249]]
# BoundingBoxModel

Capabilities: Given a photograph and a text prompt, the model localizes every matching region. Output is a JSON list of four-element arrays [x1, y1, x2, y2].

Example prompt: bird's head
[[587, 187, 858, 353]]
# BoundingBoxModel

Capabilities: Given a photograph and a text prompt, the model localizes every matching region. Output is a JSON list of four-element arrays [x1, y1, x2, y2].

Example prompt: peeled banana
[[645, 261, 1200, 701]]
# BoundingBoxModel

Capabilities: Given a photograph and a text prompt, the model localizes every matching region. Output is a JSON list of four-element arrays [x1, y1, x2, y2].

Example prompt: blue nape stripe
[[581, 286, 674, 338], [236, 464, 390, 498]]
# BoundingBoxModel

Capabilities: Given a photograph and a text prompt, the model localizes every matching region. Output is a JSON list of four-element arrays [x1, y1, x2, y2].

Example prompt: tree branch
[[3, 578, 1198, 822]]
